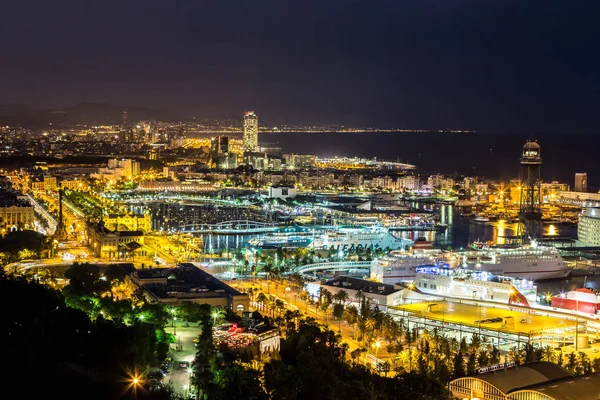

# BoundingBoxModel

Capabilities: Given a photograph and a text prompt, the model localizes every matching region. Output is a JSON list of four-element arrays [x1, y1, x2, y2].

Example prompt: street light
[[373, 340, 381, 358]]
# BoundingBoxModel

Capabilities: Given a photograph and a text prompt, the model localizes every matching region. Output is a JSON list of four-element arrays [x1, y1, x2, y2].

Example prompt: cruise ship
[[410, 267, 537, 306], [371, 242, 570, 284], [310, 227, 413, 251]]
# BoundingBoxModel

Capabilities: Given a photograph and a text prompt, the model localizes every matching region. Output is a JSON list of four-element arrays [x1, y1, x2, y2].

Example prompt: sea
[[257, 131, 599, 188]]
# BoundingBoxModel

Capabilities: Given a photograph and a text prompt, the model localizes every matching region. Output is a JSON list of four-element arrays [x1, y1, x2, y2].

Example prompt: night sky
[[1, 0, 599, 131]]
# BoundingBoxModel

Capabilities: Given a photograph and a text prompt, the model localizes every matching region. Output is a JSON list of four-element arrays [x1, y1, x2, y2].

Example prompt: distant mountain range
[[0, 103, 173, 127]]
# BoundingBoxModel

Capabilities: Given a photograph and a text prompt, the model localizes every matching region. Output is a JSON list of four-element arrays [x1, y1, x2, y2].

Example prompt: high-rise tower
[[575, 173, 588, 192], [243, 111, 258, 152], [517, 140, 542, 243]]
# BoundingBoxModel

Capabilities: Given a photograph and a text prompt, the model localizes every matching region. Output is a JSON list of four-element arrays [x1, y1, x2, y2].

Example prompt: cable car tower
[[517, 140, 542, 244]]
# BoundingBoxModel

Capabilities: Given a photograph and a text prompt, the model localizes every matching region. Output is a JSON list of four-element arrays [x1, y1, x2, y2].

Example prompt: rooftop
[[475, 362, 571, 394], [323, 276, 401, 296], [525, 374, 600, 400], [134, 263, 244, 300]]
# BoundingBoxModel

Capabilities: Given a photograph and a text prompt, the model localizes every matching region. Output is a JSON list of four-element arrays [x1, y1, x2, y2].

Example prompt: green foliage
[[263, 318, 449, 400], [0, 272, 176, 399], [0, 230, 46, 261]]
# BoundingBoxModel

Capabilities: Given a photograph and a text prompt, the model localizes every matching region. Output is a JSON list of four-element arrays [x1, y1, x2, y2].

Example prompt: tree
[[274, 299, 285, 317], [541, 345, 555, 363], [256, 292, 268, 312], [211, 306, 226, 325], [64, 262, 103, 293], [467, 351, 477, 374], [332, 303, 344, 319], [453, 351, 465, 379], [477, 350, 490, 368], [334, 289, 349, 305], [566, 352, 578, 373], [508, 346, 523, 365], [377, 361, 391, 377]]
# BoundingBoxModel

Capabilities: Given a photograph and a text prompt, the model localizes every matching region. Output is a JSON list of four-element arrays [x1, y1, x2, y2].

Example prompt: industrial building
[[450, 361, 600, 400], [126, 263, 249, 314]]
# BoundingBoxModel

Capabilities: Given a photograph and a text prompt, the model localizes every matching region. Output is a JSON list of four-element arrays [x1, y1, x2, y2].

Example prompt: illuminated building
[[211, 136, 229, 154], [85, 221, 145, 259], [243, 111, 258, 152], [289, 154, 316, 169], [0, 190, 34, 231], [148, 148, 160, 160], [210, 136, 238, 169], [575, 172, 588, 192], [397, 175, 420, 190], [93, 158, 140, 180], [578, 207, 600, 246], [137, 180, 217, 192], [268, 186, 297, 200], [102, 212, 152, 232], [59, 179, 84, 190], [29, 175, 58, 192]]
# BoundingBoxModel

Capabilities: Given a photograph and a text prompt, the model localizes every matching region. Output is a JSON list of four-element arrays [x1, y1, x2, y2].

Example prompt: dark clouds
[[1, 0, 599, 131]]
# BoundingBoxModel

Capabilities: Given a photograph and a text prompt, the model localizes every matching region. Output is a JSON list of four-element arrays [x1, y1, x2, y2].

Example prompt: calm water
[[392, 202, 577, 249], [256, 131, 600, 188], [197, 204, 577, 251]]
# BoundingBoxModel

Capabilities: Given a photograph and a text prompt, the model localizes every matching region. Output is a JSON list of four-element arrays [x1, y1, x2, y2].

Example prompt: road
[[163, 321, 199, 397]]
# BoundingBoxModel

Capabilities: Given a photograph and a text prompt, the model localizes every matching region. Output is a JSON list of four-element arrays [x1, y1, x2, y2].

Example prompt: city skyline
[[4, 2, 600, 400], [2, 1, 600, 132]]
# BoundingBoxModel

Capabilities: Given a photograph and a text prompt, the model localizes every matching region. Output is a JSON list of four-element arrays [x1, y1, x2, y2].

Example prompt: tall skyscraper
[[211, 136, 229, 154], [243, 111, 258, 152], [575, 173, 588, 192]]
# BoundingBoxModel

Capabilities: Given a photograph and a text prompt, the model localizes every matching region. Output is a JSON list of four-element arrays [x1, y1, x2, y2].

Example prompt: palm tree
[[274, 299, 285, 317], [256, 292, 268, 312], [365, 317, 377, 342], [541, 345, 555, 363], [210, 307, 226, 326], [355, 290, 364, 308], [567, 352, 578, 373], [508, 346, 523, 365], [335, 289, 349, 305]]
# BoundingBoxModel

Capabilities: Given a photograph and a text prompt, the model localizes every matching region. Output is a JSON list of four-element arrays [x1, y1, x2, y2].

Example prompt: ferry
[[248, 227, 315, 249], [371, 241, 570, 284], [458, 243, 570, 281], [410, 267, 537, 306], [310, 226, 413, 251], [551, 289, 600, 314]]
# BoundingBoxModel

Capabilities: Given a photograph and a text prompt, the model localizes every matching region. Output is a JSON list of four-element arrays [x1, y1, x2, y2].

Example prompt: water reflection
[[192, 206, 574, 252]]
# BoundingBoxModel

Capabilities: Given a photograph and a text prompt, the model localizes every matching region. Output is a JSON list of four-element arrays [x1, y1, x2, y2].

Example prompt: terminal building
[[311, 276, 427, 311], [126, 263, 249, 314], [450, 361, 600, 400]]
